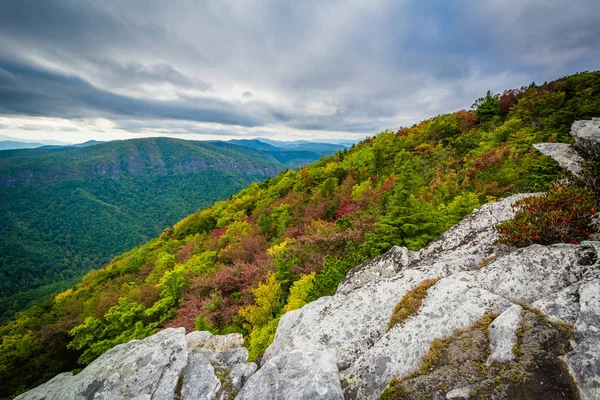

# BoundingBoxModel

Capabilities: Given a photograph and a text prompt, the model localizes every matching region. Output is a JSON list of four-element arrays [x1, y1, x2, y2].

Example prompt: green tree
[[377, 151, 441, 250], [472, 90, 500, 123]]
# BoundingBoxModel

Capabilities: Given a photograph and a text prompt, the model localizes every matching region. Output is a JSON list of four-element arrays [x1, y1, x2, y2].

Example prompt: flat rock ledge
[[15, 329, 257, 400]]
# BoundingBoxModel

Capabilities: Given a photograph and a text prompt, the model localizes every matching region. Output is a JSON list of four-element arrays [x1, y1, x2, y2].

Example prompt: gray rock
[[417, 194, 534, 266], [16, 328, 189, 400], [237, 348, 343, 400], [445, 384, 478, 399], [532, 283, 581, 325], [486, 304, 523, 365], [230, 363, 258, 392], [533, 143, 583, 176], [337, 246, 419, 295], [14, 373, 74, 400], [263, 268, 440, 371], [186, 331, 245, 352], [562, 337, 600, 400], [473, 244, 591, 303], [574, 272, 600, 341], [340, 273, 511, 399], [186, 330, 213, 348], [197, 347, 249, 367], [571, 118, 600, 147], [181, 352, 220, 400], [17, 327, 258, 400]]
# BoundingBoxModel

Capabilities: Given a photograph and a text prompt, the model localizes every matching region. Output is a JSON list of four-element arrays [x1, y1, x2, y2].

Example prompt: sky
[[0, 0, 599, 144]]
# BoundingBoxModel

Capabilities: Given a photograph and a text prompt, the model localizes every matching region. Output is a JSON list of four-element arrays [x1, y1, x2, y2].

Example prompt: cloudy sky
[[0, 0, 598, 143]]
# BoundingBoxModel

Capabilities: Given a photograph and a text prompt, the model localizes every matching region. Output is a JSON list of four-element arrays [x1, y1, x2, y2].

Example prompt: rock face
[[15, 329, 256, 400], [533, 117, 600, 177], [15, 328, 189, 400], [486, 304, 523, 364], [533, 143, 583, 176], [237, 348, 343, 400], [571, 117, 600, 146], [242, 194, 600, 400]]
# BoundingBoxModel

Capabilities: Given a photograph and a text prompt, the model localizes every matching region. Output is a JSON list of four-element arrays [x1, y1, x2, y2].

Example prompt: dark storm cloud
[[0, 60, 262, 127], [0, 0, 598, 138], [96, 60, 212, 90]]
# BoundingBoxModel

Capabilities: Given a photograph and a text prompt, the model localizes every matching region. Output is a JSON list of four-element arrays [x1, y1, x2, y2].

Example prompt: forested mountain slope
[[2, 71, 600, 399], [0, 138, 287, 322]]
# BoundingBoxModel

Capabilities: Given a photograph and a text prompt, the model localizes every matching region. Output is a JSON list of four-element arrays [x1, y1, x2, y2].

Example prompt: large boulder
[[15, 328, 189, 400], [533, 118, 600, 177], [236, 348, 343, 400], [16, 328, 258, 400], [533, 143, 583, 176], [571, 118, 600, 147]]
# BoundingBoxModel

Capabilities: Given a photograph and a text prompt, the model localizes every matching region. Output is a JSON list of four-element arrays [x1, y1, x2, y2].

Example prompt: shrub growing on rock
[[495, 187, 597, 248], [388, 278, 440, 331]]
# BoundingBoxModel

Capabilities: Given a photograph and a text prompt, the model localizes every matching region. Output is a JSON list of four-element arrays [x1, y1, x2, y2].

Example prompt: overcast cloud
[[0, 0, 598, 143]]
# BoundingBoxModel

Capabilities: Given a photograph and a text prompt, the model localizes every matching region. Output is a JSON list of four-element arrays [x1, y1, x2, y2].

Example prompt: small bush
[[388, 278, 439, 331], [495, 187, 597, 248]]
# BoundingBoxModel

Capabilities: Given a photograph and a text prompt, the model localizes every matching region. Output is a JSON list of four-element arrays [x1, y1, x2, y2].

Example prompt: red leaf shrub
[[495, 187, 597, 248]]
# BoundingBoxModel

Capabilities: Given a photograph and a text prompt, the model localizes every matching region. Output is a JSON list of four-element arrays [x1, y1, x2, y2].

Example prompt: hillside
[[1, 71, 600, 399], [0, 138, 288, 322]]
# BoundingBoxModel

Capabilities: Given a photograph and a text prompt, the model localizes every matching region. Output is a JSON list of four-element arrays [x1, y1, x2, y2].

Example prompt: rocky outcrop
[[533, 143, 583, 176], [486, 304, 522, 365], [15, 328, 189, 400], [242, 194, 600, 400], [15, 329, 256, 400], [571, 118, 600, 147], [533, 117, 600, 177], [237, 348, 343, 400]]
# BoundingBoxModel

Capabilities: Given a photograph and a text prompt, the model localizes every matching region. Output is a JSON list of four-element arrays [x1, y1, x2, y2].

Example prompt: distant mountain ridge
[[226, 138, 347, 167], [0, 137, 282, 187], [0, 140, 47, 150], [0, 137, 293, 321]]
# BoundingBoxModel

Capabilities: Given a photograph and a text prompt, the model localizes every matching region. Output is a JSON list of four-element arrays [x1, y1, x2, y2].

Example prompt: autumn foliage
[[495, 188, 598, 247]]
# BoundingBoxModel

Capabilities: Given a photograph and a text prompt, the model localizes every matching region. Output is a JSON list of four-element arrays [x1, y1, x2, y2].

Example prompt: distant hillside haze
[[0, 141, 48, 150], [0, 138, 281, 187], [0, 135, 73, 150], [225, 139, 348, 167]]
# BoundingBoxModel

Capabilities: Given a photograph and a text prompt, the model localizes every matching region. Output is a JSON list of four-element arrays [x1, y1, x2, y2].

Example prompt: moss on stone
[[213, 366, 237, 399], [379, 310, 578, 400], [388, 278, 439, 331]]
